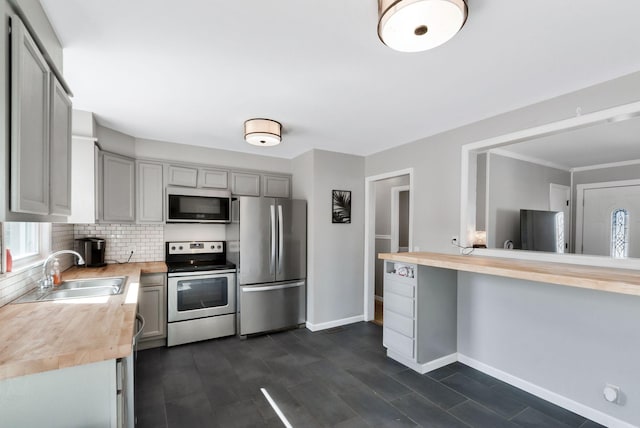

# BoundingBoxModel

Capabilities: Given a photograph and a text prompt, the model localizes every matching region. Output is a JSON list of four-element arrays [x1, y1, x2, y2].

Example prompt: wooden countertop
[[379, 252, 640, 297], [0, 262, 166, 381]]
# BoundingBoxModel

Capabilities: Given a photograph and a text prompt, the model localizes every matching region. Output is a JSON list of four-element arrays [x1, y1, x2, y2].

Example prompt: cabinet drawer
[[384, 278, 414, 298], [140, 273, 165, 287], [384, 310, 414, 338], [385, 292, 414, 318], [383, 327, 414, 359]]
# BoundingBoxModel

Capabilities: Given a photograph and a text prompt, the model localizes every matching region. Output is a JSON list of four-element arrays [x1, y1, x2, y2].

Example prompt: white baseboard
[[306, 315, 364, 332], [457, 354, 636, 428], [374, 295, 383, 302], [387, 351, 458, 375]]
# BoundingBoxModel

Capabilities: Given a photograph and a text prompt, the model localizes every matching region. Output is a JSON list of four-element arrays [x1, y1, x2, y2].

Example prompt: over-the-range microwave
[[166, 187, 231, 223]]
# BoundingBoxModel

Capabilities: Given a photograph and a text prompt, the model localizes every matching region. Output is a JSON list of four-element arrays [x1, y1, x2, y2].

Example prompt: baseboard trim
[[457, 354, 636, 428], [306, 315, 364, 332], [387, 351, 458, 375]]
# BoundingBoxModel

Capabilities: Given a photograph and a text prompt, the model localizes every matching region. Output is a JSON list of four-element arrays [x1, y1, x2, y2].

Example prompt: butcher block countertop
[[379, 252, 640, 297], [0, 262, 166, 381]]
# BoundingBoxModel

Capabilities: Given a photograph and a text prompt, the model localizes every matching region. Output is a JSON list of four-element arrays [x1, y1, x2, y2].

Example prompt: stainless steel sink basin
[[13, 276, 127, 303]]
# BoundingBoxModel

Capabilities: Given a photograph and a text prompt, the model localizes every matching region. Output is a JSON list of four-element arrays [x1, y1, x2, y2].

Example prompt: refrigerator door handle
[[242, 281, 305, 292], [278, 204, 284, 274], [270, 205, 276, 275]]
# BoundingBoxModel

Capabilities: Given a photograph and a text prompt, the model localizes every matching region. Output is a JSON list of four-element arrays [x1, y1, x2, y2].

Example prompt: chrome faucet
[[40, 250, 85, 289]]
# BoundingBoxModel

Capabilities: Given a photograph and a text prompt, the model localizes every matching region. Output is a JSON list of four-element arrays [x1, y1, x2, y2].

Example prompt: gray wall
[[399, 191, 409, 247], [458, 272, 640, 425], [365, 71, 640, 425], [292, 150, 364, 327], [487, 153, 570, 249]]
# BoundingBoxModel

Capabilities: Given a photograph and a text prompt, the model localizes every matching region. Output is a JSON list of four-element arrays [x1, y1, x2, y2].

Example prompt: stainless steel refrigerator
[[227, 197, 306, 336]]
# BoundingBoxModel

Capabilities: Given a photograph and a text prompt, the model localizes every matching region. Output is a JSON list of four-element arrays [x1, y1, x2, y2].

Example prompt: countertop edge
[[379, 252, 640, 297]]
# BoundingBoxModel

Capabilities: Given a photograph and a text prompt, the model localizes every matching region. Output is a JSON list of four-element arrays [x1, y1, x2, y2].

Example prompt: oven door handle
[[270, 204, 276, 275], [242, 281, 304, 293]]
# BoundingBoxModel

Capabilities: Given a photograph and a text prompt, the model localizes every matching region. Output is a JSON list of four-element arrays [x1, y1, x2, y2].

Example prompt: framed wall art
[[332, 190, 351, 224]]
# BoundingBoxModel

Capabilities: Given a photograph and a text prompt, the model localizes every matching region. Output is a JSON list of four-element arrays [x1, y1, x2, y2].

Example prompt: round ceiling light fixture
[[378, 0, 468, 53], [244, 118, 282, 147]]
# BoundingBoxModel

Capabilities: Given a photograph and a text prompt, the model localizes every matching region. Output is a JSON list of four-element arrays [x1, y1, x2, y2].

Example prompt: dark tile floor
[[135, 322, 603, 428]]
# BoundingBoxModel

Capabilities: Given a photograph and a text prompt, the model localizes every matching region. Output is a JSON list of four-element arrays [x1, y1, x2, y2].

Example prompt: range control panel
[[167, 241, 224, 255]]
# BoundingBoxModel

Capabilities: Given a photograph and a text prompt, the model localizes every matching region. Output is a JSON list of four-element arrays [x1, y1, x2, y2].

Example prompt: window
[[2, 222, 51, 271], [611, 208, 629, 259]]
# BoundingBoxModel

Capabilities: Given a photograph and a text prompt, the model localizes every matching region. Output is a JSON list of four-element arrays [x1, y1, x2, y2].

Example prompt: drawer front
[[384, 278, 415, 298], [384, 310, 414, 338], [385, 292, 414, 318], [383, 327, 414, 359]]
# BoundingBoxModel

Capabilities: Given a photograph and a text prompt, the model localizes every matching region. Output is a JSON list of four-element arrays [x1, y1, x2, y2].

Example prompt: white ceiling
[[39, 0, 640, 159], [499, 115, 640, 169]]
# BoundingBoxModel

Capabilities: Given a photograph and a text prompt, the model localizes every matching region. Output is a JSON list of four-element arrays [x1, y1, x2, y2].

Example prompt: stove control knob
[[179, 246, 183, 250], [211, 245, 215, 249], [171, 246, 176, 251], [217, 245, 222, 249]]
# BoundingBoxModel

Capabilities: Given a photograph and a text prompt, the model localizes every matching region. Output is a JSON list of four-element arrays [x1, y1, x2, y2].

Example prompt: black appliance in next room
[[165, 241, 236, 347]]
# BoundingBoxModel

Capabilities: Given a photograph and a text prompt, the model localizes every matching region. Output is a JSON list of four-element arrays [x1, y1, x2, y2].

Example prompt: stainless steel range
[[166, 241, 236, 347]]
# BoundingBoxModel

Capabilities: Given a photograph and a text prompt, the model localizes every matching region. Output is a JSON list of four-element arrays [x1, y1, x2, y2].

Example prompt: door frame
[[549, 183, 571, 252], [390, 185, 410, 253], [364, 168, 414, 322], [575, 178, 640, 255]]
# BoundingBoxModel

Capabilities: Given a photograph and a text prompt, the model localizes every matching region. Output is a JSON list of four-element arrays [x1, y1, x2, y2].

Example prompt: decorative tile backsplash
[[74, 224, 164, 263]]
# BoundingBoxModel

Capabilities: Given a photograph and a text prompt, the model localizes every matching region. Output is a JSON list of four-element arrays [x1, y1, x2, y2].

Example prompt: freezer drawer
[[239, 280, 306, 336]]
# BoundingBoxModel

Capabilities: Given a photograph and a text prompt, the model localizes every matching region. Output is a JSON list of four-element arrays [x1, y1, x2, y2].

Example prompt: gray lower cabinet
[[263, 174, 291, 198], [100, 152, 135, 223], [49, 75, 72, 216], [383, 261, 457, 373], [136, 161, 164, 223], [10, 14, 51, 215], [231, 172, 260, 196], [167, 165, 198, 187], [138, 273, 167, 349]]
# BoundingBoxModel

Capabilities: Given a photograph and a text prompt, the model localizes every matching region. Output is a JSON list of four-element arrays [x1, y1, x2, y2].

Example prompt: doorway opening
[[364, 169, 413, 323]]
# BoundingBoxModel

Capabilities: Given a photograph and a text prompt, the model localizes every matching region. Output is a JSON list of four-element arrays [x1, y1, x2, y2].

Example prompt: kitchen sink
[[13, 276, 127, 303]]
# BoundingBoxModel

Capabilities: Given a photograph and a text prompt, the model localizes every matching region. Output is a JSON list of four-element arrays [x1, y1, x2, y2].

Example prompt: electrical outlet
[[451, 235, 458, 245]]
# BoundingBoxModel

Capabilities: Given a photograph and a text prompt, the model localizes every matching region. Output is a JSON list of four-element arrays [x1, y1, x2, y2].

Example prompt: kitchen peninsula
[[379, 251, 640, 427]]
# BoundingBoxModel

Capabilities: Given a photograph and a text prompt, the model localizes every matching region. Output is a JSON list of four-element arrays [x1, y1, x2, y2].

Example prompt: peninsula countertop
[[0, 262, 167, 381], [379, 252, 640, 297]]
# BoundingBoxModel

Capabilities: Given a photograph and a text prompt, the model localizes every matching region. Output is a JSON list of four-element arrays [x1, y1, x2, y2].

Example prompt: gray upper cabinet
[[198, 168, 228, 189], [263, 174, 291, 198], [49, 75, 72, 216], [10, 15, 51, 215], [231, 172, 260, 196], [137, 161, 164, 223], [167, 165, 198, 187], [101, 152, 135, 223]]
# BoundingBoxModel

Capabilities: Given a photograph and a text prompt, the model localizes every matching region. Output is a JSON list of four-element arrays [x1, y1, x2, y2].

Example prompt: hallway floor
[[136, 322, 604, 428]]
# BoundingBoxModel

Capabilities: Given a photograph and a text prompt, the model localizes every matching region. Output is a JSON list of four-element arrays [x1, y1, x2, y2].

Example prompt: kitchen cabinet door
[[231, 172, 260, 196], [139, 285, 166, 341], [137, 161, 164, 223], [263, 174, 291, 198], [10, 15, 51, 215], [49, 75, 72, 216], [101, 152, 135, 222], [198, 168, 228, 189], [167, 165, 198, 187]]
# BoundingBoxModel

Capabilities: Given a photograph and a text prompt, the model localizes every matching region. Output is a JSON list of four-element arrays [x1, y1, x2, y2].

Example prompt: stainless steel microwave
[[166, 187, 231, 223]]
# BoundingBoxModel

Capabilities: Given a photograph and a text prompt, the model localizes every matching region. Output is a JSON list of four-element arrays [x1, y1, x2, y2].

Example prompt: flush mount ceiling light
[[378, 0, 468, 53], [244, 118, 282, 147]]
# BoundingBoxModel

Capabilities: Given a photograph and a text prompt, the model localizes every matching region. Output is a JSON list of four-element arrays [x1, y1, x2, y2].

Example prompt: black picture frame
[[332, 190, 351, 224]]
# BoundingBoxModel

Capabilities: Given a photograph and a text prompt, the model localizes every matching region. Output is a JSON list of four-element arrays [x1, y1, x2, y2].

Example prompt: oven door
[[168, 272, 236, 322]]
